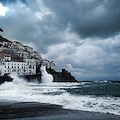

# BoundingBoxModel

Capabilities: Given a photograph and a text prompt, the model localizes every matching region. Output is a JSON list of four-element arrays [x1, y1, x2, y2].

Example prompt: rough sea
[[0, 68, 120, 116]]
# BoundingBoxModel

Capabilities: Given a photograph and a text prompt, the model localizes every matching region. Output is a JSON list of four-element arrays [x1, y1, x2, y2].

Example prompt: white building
[[0, 59, 37, 76], [0, 61, 27, 76], [2, 41, 12, 48], [4, 54, 11, 61], [26, 59, 36, 75]]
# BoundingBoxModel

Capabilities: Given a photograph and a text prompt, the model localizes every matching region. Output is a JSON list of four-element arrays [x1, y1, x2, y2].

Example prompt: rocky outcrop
[[47, 68, 78, 83], [0, 75, 13, 84]]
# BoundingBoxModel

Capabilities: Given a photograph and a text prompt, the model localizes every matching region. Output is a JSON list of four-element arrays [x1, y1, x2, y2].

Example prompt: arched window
[[29, 65, 32, 69]]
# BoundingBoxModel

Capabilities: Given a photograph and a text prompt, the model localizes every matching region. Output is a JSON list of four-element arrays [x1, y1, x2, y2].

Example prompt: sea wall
[[22, 74, 42, 83]]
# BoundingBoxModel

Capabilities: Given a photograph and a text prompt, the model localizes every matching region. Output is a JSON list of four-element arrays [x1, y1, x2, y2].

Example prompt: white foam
[[0, 76, 120, 115], [40, 66, 53, 84]]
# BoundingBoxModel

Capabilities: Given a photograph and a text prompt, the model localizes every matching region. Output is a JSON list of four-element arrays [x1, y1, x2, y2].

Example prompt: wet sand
[[0, 102, 120, 120]]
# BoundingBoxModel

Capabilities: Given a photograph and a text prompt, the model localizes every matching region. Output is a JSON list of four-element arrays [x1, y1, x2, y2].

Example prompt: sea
[[0, 67, 120, 116]]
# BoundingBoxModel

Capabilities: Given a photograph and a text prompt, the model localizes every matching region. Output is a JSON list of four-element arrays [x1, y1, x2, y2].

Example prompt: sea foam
[[0, 75, 120, 115]]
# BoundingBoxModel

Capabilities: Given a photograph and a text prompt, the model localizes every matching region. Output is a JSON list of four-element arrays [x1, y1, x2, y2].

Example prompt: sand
[[0, 102, 120, 120]]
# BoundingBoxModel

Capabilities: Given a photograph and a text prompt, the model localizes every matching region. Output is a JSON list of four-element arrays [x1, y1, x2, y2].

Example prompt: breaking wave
[[40, 66, 53, 84], [0, 75, 120, 115]]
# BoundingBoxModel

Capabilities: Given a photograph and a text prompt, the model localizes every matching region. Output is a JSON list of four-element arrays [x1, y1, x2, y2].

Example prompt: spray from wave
[[0, 73, 120, 115], [9, 73, 27, 84], [40, 66, 53, 84]]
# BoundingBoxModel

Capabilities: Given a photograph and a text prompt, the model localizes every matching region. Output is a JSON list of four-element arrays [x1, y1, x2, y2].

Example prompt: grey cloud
[[42, 35, 120, 80], [43, 0, 120, 38], [0, 0, 67, 53], [0, 0, 26, 4]]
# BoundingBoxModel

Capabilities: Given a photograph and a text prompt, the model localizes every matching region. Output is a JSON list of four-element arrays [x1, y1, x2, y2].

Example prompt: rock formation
[[47, 68, 78, 83]]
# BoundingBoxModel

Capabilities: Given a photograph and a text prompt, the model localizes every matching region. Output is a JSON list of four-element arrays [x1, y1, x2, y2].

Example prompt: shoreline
[[0, 102, 120, 120]]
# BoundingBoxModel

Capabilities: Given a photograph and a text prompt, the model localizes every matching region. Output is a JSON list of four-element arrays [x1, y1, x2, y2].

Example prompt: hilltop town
[[0, 35, 55, 76], [0, 28, 77, 83]]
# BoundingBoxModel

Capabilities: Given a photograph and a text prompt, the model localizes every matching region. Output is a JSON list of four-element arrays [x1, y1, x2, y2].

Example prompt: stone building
[[41, 59, 56, 71]]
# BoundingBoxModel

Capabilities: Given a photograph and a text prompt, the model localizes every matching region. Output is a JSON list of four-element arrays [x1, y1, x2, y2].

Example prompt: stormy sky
[[0, 0, 120, 81]]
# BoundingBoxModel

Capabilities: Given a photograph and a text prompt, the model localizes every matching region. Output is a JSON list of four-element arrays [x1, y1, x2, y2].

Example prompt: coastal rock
[[0, 75, 13, 84], [47, 68, 78, 83]]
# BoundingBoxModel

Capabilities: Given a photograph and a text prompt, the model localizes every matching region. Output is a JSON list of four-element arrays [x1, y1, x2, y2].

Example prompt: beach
[[0, 102, 120, 120]]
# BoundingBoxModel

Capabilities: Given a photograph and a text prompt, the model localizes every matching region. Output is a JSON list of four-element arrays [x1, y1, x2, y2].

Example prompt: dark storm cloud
[[0, 0, 66, 53], [0, 0, 26, 4], [43, 0, 120, 38]]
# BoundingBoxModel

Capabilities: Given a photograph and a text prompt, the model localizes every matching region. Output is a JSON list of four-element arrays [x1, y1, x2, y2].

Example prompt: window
[[12, 69, 16, 72], [29, 65, 32, 69]]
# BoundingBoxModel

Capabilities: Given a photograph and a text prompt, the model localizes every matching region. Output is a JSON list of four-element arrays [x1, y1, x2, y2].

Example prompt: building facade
[[0, 40, 56, 76], [0, 59, 36, 76], [0, 61, 27, 76]]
